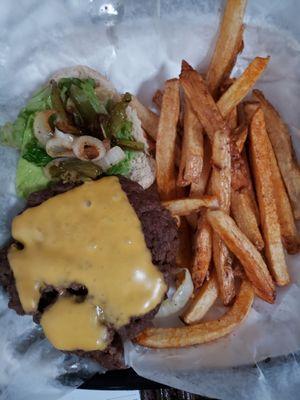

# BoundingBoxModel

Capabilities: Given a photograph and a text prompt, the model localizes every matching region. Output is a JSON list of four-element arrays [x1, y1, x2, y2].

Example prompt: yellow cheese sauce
[[40, 296, 110, 351], [8, 177, 166, 350]]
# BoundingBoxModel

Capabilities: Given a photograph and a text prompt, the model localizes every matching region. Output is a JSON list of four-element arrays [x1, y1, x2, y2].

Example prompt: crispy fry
[[206, 0, 247, 96], [253, 89, 300, 220], [233, 124, 248, 154], [180, 57, 269, 139], [263, 120, 300, 253], [178, 98, 204, 187], [217, 57, 269, 117], [190, 136, 212, 196], [192, 215, 213, 288], [136, 280, 254, 348], [227, 106, 238, 130], [241, 149, 260, 224], [231, 190, 264, 250], [130, 95, 159, 140], [180, 61, 234, 305], [249, 109, 290, 285], [156, 79, 180, 200], [180, 61, 229, 142], [176, 217, 193, 268], [163, 196, 219, 217], [211, 130, 235, 305], [181, 272, 218, 324], [152, 89, 163, 109], [230, 140, 248, 192], [207, 210, 275, 303]]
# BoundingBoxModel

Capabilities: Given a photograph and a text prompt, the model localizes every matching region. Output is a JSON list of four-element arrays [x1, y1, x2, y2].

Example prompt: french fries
[[261, 124, 299, 253], [231, 190, 264, 251], [206, 0, 247, 96], [253, 90, 300, 220], [178, 98, 204, 187], [135, 0, 298, 351], [249, 109, 290, 285], [180, 62, 235, 305], [207, 210, 275, 303], [217, 57, 270, 117], [233, 124, 248, 154], [190, 136, 212, 196], [136, 280, 254, 348], [130, 96, 159, 140], [163, 196, 219, 217], [191, 215, 213, 289], [156, 79, 180, 200], [152, 89, 163, 109], [181, 272, 218, 324], [176, 217, 193, 268]]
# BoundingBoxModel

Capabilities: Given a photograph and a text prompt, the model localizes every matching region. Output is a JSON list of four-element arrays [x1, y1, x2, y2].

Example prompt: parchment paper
[[0, 1, 299, 399]]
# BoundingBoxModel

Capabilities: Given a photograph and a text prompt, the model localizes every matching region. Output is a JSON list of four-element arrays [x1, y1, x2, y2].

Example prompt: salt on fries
[[135, 0, 299, 350], [136, 280, 254, 348]]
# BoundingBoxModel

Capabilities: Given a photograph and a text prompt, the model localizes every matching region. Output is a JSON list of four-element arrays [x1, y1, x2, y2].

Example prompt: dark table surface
[[79, 368, 216, 399]]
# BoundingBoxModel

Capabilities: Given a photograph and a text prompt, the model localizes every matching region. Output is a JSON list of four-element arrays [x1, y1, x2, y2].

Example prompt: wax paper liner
[[0, 1, 299, 399]]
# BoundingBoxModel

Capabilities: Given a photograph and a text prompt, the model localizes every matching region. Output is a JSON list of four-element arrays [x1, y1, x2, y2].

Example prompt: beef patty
[[0, 177, 178, 369]]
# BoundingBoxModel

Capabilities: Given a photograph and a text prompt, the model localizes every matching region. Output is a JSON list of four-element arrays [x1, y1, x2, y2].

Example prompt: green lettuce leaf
[[0, 85, 52, 150], [16, 157, 50, 198], [106, 150, 136, 176]]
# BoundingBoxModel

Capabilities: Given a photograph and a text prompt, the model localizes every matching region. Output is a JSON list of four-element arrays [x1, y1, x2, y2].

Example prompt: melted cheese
[[8, 177, 166, 350], [40, 296, 110, 351]]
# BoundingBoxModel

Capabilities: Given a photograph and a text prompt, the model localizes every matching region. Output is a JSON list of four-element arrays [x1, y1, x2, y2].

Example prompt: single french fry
[[253, 89, 300, 220], [230, 140, 249, 192], [211, 130, 235, 305], [156, 79, 180, 200], [176, 217, 193, 269], [181, 272, 218, 325], [163, 196, 219, 217], [233, 124, 248, 154], [180, 61, 229, 142], [241, 149, 260, 224], [180, 61, 234, 305], [152, 89, 163, 109], [227, 106, 238, 130], [130, 96, 159, 141], [207, 210, 275, 303], [206, 0, 247, 96], [136, 280, 254, 349], [231, 190, 264, 251], [192, 215, 213, 289], [249, 109, 290, 285], [190, 136, 212, 196], [217, 57, 270, 117], [264, 123, 300, 254], [178, 98, 204, 187]]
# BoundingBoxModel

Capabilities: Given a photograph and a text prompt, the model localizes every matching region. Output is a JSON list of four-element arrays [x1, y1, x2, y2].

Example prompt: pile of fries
[[134, 0, 300, 349]]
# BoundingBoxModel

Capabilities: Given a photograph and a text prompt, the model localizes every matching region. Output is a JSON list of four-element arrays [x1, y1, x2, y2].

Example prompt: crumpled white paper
[[0, 1, 299, 399]]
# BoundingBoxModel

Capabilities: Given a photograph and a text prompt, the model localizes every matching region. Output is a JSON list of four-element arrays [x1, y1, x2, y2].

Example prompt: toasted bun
[[50, 65, 155, 189]]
